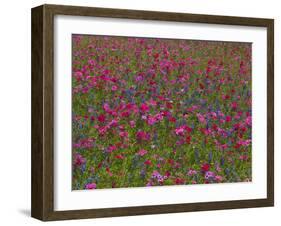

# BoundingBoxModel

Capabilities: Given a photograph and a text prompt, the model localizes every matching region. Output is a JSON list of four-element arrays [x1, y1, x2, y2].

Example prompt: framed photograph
[[31, 4, 274, 221]]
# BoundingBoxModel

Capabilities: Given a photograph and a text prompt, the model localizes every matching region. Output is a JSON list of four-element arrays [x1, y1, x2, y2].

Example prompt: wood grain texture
[[31, 5, 44, 220], [31, 4, 274, 221], [267, 19, 274, 206]]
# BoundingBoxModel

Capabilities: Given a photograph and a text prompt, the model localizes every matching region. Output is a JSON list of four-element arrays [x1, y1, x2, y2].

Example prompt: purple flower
[[205, 171, 215, 180]]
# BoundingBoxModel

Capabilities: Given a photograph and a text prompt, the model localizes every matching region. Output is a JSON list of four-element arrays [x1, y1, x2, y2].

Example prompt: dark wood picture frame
[[31, 4, 274, 221]]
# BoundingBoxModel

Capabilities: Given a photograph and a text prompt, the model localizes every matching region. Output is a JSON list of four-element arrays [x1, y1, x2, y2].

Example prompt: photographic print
[[72, 35, 252, 190], [32, 4, 274, 220]]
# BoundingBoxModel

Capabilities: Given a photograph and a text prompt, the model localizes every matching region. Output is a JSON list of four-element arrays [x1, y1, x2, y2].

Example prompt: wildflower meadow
[[72, 35, 252, 190]]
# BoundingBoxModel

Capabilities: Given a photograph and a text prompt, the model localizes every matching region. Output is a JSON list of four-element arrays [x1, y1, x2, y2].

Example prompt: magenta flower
[[225, 115, 232, 122], [108, 119, 118, 127], [85, 183, 97, 189], [111, 85, 118, 91], [156, 113, 164, 120], [175, 126, 185, 136], [97, 114, 106, 123], [231, 101, 238, 110], [147, 116, 157, 125], [149, 99, 157, 106], [140, 103, 149, 112], [135, 74, 144, 82]]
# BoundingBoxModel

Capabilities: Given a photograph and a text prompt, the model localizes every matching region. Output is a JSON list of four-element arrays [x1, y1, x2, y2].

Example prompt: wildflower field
[[72, 35, 252, 190]]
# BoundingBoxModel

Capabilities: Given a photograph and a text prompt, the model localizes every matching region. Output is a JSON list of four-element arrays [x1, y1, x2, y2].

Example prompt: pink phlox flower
[[196, 113, 206, 124], [98, 126, 109, 135], [103, 103, 111, 112], [175, 126, 185, 136], [155, 112, 164, 121], [149, 99, 157, 106], [108, 119, 118, 127], [119, 131, 128, 138], [111, 85, 118, 91], [137, 149, 148, 156], [129, 120, 136, 128], [147, 115, 157, 125]]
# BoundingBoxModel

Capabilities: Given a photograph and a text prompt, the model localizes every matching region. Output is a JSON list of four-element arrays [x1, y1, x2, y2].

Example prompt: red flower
[[106, 167, 113, 176], [201, 163, 210, 172], [185, 126, 192, 133], [222, 94, 230, 100], [97, 161, 103, 169], [234, 143, 242, 149], [115, 154, 124, 159], [121, 111, 130, 117], [144, 160, 152, 165], [153, 53, 159, 59], [140, 103, 149, 112], [166, 102, 173, 109], [175, 178, 185, 185], [212, 124, 218, 131], [168, 117, 176, 123], [186, 135, 191, 144], [97, 114, 106, 123], [165, 171, 171, 177]]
